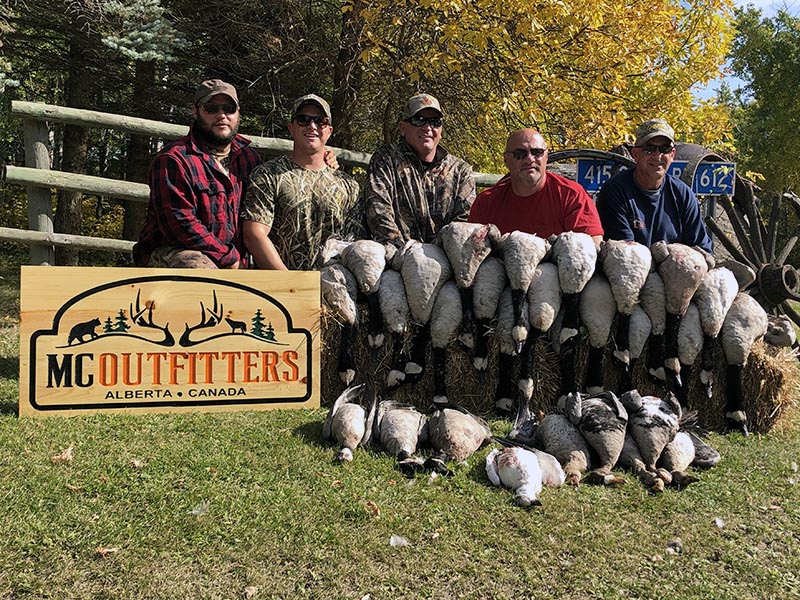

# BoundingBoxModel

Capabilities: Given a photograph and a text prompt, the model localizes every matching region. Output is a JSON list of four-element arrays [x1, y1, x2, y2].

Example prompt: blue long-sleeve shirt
[[596, 168, 713, 253]]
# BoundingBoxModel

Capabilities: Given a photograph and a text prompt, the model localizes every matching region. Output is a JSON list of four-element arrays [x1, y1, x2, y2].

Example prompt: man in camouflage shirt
[[241, 94, 361, 270], [364, 93, 476, 247]]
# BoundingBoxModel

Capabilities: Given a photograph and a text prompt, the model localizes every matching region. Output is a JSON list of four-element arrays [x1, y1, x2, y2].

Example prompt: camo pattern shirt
[[241, 156, 362, 270], [364, 140, 476, 247]]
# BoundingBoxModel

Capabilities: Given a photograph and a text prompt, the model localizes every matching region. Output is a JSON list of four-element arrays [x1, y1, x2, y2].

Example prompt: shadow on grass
[[294, 419, 326, 449], [0, 398, 19, 416], [0, 356, 19, 378]]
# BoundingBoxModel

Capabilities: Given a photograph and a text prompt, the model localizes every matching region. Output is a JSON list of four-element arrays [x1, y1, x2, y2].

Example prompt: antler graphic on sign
[[129, 290, 175, 346], [179, 290, 224, 347]]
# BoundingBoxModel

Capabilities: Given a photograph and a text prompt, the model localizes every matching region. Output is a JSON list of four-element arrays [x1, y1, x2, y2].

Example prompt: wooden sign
[[19, 266, 320, 416]]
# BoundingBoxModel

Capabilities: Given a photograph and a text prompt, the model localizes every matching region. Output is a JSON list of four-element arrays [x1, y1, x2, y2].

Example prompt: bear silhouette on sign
[[68, 317, 101, 345]]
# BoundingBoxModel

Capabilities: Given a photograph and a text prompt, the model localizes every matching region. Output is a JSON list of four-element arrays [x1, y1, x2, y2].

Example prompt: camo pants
[[148, 247, 218, 269]]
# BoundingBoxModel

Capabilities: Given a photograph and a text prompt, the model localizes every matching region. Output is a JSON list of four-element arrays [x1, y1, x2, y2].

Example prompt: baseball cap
[[194, 79, 239, 107], [634, 118, 675, 146], [292, 94, 332, 122], [403, 94, 443, 119]]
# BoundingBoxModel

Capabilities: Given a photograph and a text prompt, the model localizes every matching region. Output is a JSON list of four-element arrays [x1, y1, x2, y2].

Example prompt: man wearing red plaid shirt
[[133, 79, 262, 269]]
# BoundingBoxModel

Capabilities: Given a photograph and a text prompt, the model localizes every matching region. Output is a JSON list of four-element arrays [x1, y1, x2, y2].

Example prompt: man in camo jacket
[[363, 94, 476, 247], [241, 94, 361, 270]]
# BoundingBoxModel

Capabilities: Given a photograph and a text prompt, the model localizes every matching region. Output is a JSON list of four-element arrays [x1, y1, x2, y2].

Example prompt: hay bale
[[320, 307, 799, 433]]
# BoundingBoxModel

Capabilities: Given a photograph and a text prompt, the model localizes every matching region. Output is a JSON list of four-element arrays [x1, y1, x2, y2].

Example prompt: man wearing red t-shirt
[[469, 129, 603, 244]]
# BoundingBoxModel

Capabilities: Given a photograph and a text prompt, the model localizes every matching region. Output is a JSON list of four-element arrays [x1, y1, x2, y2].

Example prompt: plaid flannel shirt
[[133, 126, 262, 267]]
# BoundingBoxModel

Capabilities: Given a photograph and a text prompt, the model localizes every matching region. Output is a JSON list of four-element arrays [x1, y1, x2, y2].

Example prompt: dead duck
[[619, 389, 681, 476], [322, 384, 378, 462], [372, 400, 429, 476], [486, 446, 564, 507], [561, 391, 628, 485], [425, 405, 493, 476]]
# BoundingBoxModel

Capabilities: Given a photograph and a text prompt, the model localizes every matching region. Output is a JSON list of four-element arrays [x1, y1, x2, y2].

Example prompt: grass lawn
[[1, 254, 799, 599]]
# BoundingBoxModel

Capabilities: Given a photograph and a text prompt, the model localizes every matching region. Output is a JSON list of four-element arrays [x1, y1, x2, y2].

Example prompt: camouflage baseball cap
[[194, 79, 239, 106], [292, 94, 332, 122], [634, 118, 675, 146], [403, 93, 443, 119]]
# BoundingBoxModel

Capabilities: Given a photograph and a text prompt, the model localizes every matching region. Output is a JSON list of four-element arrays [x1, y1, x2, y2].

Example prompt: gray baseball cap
[[403, 93, 443, 119], [635, 118, 675, 146], [194, 79, 239, 106], [292, 94, 332, 122]]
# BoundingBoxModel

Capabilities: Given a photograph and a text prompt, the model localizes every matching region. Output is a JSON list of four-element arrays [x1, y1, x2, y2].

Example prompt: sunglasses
[[294, 114, 330, 127], [636, 143, 675, 155], [200, 102, 238, 115], [406, 115, 443, 128], [506, 147, 547, 160]]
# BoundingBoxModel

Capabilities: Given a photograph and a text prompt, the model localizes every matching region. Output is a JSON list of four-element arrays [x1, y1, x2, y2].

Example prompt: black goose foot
[[726, 418, 749, 436]]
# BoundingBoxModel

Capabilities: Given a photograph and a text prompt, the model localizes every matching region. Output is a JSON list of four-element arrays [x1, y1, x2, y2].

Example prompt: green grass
[[1, 257, 799, 599]]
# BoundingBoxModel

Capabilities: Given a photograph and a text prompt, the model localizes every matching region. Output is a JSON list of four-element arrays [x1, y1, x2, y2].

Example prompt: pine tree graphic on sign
[[103, 317, 114, 333], [264, 321, 276, 341], [113, 309, 131, 333], [251, 308, 266, 337]]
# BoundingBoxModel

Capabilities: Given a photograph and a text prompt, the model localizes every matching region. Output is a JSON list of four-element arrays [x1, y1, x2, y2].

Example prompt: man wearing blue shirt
[[596, 118, 712, 253]]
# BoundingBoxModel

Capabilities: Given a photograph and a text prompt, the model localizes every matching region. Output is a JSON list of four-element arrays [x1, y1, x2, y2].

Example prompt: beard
[[194, 117, 239, 148]]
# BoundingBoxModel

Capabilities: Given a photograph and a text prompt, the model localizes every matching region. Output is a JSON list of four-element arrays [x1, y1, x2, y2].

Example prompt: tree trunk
[[330, 0, 364, 151], [54, 29, 90, 266], [122, 60, 156, 247]]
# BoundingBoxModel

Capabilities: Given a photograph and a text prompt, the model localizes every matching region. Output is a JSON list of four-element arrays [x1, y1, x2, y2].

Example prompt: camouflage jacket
[[363, 140, 475, 247], [241, 156, 362, 270]]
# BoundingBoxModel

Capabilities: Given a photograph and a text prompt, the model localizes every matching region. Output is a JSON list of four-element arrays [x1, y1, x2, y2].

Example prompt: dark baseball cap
[[194, 79, 239, 107]]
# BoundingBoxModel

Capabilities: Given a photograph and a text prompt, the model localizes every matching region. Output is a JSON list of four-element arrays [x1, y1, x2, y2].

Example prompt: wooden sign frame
[[19, 266, 320, 416]]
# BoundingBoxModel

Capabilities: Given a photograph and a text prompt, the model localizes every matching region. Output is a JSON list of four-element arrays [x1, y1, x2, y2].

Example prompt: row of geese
[[321, 223, 797, 435], [323, 383, 721, 505]]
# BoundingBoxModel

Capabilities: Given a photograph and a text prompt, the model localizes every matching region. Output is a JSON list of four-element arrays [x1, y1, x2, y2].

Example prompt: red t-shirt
[[468, 172, 604, 237]]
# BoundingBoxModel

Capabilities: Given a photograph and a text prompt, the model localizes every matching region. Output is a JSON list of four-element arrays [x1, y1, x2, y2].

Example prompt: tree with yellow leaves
[[338, 0, 736, 171]]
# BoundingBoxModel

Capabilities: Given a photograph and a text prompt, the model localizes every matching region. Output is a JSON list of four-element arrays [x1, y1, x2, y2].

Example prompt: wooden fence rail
[[1, 101, 502, 265]]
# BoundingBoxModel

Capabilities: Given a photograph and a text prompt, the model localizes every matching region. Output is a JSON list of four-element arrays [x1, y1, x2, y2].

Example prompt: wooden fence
[[1, 101, 502, 265]]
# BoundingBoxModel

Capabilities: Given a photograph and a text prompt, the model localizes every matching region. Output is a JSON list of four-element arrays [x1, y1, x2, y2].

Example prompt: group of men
[[133, 78, 712, 272]]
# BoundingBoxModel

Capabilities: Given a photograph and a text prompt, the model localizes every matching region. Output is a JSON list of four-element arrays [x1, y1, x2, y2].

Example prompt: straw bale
[[320, 307, 799, 433]]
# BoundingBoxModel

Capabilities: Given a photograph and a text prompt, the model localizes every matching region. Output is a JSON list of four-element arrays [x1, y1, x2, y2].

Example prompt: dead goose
[[320, 262, 359, 385], [494, 287, 527, 414], [719, 292, 769, 435], [599, 240, 652, 389], [620, 389, 681, 476], [486, 446, 564, 507], [472, 256, 508, 379], [425, 405, 493, 476], [372, 400, 429, 476], [578, 274, 616, 394], [322, 384, 377, 462], [378, 269, 411, 388], [651, 242, 713, 401], [639, 271, 667, 382], [532, 413, 592, 487], [616, 433, 668, 492], [561, 391, 628, 485], [658, 431, 700, 489], [549, 232, 598, 396], [430, 281, 463, 407], [437, 221, 501, 353]]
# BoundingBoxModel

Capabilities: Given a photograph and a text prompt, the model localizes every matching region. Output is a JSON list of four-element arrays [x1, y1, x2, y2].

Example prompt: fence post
[[24, 118, 55, 265]]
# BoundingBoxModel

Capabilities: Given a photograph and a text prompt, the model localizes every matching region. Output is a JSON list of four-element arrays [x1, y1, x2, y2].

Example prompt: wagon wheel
[[699, 169, 800, 355]]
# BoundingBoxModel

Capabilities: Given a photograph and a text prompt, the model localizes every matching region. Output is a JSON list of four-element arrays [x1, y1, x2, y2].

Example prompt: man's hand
[[324, 149, 339, 170]]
